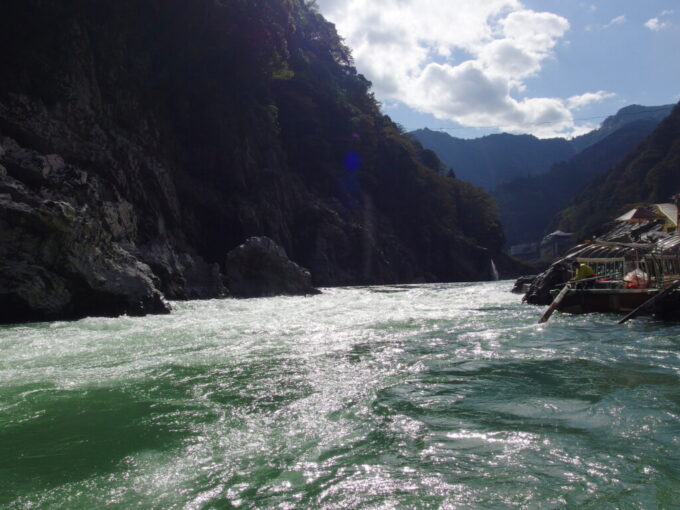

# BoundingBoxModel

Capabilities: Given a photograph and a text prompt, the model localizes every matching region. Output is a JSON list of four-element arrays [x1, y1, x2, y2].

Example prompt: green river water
[[2, 282, 680, 509]]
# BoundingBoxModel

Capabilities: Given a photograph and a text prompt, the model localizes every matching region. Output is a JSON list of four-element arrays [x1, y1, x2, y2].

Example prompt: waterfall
[[490, 259, 500, 281]]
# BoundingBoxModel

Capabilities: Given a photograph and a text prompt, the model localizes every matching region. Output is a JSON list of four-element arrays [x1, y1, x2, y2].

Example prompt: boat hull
[[556, 288, 658, 315], [654, 290, 680, 321]]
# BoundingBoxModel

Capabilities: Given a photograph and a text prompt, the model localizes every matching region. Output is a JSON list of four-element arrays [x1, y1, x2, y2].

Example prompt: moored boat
[[523, 197, 680, 322], [551, 235, 680, 318]]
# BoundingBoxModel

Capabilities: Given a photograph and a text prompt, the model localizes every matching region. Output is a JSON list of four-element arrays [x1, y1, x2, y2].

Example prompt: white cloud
[[645, 10, 673, 31], [317, 0, 611, 137], [603, 15, 625, 28], [645, 17, 665, 31], [405, 61, 579, 137], [567, 91, 616, 109]]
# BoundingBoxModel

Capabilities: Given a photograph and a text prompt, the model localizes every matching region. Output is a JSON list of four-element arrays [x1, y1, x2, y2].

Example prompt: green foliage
[[491, 120, 659, 245], [453, 181, 505, 251], [556, 103, 680, 239]]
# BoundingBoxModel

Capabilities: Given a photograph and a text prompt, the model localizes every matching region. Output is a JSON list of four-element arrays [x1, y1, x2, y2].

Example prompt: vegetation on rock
[[0, 0, 511, 322]]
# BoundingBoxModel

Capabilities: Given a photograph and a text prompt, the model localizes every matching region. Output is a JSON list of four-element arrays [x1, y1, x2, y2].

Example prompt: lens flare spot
[[343, 151, 361, 172]]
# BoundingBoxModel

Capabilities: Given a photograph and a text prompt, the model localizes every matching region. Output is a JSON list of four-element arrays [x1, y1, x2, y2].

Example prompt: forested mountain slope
[[557, 102, 680, 238], [493, 119, 660, 245], [411, 104, 673, 194], [0, 0, 508, 322], [410, 129, 575, 190]]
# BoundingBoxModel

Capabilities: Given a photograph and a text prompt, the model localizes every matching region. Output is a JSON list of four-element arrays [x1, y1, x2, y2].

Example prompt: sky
[[315, 0, 680, 138]]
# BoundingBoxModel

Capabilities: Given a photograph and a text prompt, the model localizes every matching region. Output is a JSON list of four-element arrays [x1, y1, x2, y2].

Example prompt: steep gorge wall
[[0, 0, 508, 322], [557, 102, 680, 238]]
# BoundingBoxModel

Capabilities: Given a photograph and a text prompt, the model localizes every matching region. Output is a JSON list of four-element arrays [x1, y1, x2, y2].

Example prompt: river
[[2, 282, 680, 508]]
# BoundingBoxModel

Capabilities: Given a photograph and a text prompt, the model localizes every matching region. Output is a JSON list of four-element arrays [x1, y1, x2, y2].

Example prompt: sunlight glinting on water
[[2, 282, 680, 508]]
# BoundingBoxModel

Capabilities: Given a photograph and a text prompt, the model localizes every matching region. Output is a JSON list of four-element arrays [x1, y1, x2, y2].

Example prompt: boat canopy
[[615, 206, 664, 222], [654, 235, 680, 254]]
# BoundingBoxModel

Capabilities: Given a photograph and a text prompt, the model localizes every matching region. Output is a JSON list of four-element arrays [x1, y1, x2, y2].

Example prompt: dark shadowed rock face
[[225, 237, 320, 298], [522, 260, 573, 305], [0, 0, 517, 323], [132, 243, 227, 301], [0, 137, 170, 323]]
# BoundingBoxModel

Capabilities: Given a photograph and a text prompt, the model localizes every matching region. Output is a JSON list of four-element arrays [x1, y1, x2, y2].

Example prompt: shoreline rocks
[[0, 136, 320, 324], [520, 260, 573, 305], [225, 237, 321, 298], [511, 275, 536, 294], [0, 136, 171, 324]]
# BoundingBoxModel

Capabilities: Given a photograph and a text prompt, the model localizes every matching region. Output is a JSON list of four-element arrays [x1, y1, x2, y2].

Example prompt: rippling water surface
[[2, 282, 680, 508]]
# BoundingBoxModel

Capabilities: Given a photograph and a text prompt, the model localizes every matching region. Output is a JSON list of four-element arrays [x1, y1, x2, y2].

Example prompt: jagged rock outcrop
[[0, 137, 170, 323], [511, 275, 536, 294], [522, 259, 573, 305], [225, 237, 320, 298], [132, 243, 226, 300]]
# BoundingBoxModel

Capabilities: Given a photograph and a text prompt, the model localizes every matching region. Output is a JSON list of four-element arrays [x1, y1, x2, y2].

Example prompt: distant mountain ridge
[[571, 104, 675, 153], [557, 102, 680, 239], [410, 103, 675, 192], [492, 118, 660, 246], [409, 129, 575, 191]]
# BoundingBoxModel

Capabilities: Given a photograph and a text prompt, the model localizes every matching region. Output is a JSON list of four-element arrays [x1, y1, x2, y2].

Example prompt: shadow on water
[[374, 357, 680, 437], [0, 385, 192, 505], [0, 358, 318, 506], [428, 358, 680, 394]]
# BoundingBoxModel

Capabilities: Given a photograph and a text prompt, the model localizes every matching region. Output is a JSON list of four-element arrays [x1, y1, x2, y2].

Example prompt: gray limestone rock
[[0, 137, 170, 324]]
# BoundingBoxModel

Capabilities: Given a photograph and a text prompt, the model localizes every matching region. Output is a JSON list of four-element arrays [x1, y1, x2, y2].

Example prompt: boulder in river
[[522, 259, 573, 305], [133, 242, 227, 300], [511, 275, 537, 294], [224, 237, 321, 298]]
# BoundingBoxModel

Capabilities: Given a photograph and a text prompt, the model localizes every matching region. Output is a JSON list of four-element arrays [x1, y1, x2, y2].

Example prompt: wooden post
[[538, 283, 571, 324]]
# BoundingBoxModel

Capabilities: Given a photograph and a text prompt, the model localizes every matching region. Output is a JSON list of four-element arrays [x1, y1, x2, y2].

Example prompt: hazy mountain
[[492, 119, 660, 246], [557, 102, 680, 239], [409, 129, 575, 191], [571, 104, 675, 153], [410, 104, 674, 194]]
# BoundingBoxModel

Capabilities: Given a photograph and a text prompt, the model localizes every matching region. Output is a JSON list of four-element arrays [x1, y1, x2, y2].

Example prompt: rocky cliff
[[0, 0, 509, 323]]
